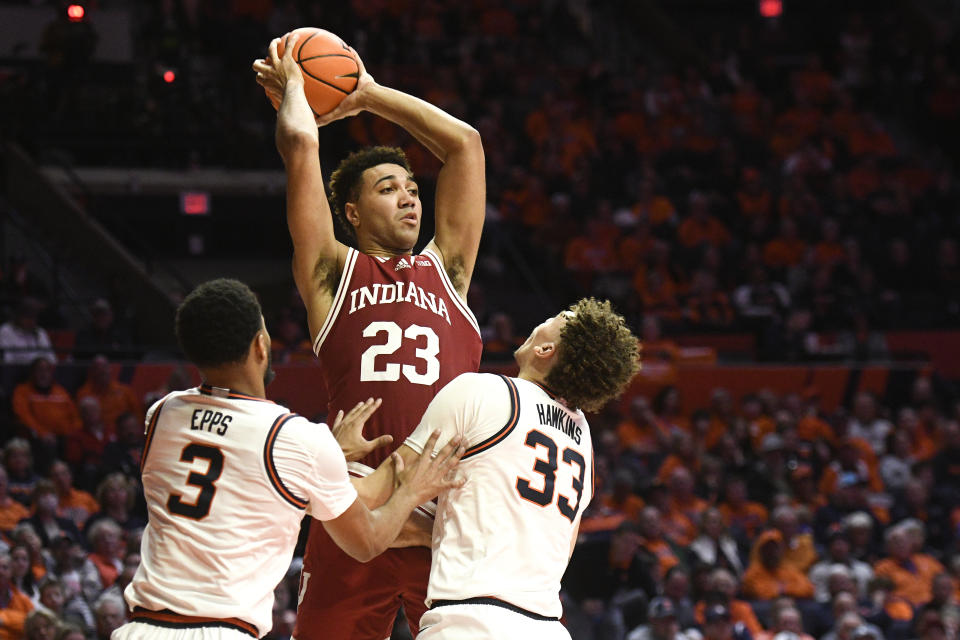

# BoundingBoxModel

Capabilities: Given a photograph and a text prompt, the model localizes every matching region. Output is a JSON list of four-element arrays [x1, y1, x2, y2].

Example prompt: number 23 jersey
[[405, 373, 594, 619], [313, 247, 483, 469]]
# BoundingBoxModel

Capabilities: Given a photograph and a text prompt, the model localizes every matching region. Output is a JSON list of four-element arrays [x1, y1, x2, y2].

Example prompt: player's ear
[[345, 202, 360, 228], [253, 330, 269, 363], [533, 341, 557, 360]]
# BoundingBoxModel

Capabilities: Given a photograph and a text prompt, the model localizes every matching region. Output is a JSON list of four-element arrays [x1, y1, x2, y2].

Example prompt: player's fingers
[[421, 431, 442, 464], [441, 472, 466, 490], [268, 38, 281, 68], [252, 59, 271, 73], [434, 437, 463, 464], [355, 397, 382, 422], [369, 434, 393, 451], [331, 409, 345, 429], [282, 32, 299, 60], [391, 451, 404, 475]]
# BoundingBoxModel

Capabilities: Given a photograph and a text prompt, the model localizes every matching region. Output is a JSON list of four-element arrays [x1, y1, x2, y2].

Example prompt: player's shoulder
[[445, 371, 507, 393]]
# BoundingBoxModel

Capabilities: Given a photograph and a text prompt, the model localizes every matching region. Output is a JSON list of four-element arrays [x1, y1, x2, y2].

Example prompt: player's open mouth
[[401, 214, 418, 225]]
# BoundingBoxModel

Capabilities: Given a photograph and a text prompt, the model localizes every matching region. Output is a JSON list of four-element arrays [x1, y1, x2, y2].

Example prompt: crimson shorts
[[292, 523, 431, 640]]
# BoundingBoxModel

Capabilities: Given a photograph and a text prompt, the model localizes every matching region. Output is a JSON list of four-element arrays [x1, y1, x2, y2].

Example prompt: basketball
[[273, 27, 360, 116]]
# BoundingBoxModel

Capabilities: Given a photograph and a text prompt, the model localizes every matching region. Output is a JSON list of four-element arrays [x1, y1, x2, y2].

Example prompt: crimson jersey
[[312, 246, 483, 468]]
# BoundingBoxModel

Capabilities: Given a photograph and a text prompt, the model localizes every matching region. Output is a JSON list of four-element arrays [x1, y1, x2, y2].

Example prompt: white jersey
[[405, 373, 593, 619], [124, 385, 357, 638]]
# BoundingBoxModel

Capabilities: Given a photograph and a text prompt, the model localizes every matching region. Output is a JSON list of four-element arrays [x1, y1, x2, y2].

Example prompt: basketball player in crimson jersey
[[254, 32, 485, 640]]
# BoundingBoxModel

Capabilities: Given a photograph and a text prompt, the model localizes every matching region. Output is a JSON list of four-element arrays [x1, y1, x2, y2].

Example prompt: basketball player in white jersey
[[112, 278, 465, 640], [361, 298, 640, 639]]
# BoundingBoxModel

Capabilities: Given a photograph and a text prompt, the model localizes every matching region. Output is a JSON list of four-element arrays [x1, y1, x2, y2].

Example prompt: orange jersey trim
[[263, 413, 308, 509], [463, 376, 519, 459], [140, 397, 169, 471]]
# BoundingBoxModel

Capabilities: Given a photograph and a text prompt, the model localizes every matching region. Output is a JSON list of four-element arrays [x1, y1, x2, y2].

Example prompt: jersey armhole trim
[[263, 413, 309, 510], [420, 248, 481, 337], [462, 375, 519, 460], [140, 397, 169, 472], [313, 247, 359, 355]]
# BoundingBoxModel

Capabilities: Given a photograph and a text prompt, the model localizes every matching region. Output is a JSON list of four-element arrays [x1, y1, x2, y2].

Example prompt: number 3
[[167, 443, 224, 520], [360, 321, 440, 385]]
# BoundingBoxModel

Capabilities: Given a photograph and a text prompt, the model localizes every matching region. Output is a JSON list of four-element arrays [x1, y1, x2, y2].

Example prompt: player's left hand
[[313, 46, 375, 127], [331, 398, 390, 462]]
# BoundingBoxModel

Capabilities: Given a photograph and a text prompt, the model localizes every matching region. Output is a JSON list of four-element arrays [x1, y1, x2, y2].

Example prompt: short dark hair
[[175, 279, 262, 368], [545, 298, 640, 412], [328, 146, 413, 247]]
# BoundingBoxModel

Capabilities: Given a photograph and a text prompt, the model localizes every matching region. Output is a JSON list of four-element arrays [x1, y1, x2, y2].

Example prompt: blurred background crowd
[[0, 0, 960, 639]]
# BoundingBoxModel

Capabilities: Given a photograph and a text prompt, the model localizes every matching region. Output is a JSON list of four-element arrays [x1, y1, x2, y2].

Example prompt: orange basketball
[[274, 27, 360, 117]]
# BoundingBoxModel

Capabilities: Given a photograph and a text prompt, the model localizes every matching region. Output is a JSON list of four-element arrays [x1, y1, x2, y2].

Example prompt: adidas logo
[[395, 258, 411, 271]]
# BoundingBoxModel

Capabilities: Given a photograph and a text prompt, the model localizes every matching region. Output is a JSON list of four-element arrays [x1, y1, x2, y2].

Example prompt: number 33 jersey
[[313, 247, 483, 469], [127, 386, 358, 636], [404, 373, 594, 619]]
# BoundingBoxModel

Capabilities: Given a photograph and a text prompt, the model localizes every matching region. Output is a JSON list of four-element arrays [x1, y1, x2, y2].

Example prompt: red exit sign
[[180, 191, 210, 215]]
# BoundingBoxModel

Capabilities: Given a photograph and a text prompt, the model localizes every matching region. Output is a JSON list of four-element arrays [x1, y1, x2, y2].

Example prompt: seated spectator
[[847, 392, 892, 457], [718, 474, 769, 542], [85, 520, 123, 590], [617, 395, 672, 457], [689, 507, 745, 577], [911, 605, 949, 640], [82, 473, 144, 536], [627, 597, 701, 640], [0, 549, 34, 639], [695, 568, 764, 637], [678, 192, 731, 251], [814, 473, 888, 544], [809, 528, 875, 601], [926, 572, 960, 628], [46, 534, 99, 621], [880, 430, 916, 495], [18, 481, 81, 550], [742, 530, 815, 601], [8, 524, 49, 586], [647, 483, 698, 548], [3, 440, 40, 508], [821, 612, 885, 640], [22, 608, 59, 640], [699, 603, 753, 640], [754, 605, 816, 640], [842, 512, 882, 565], [91, 592, 126, 640], [9, 544, 40, 602], [597, 469, 646, 530], [75, 356, 142, 438], [0, 466, 29, 536], [771, 505, 818, 574], [11, 358, 82, 448], [788, 464, 828, 515], [72, 298, 134, 361], [99, 413, 144, 480], [63, 397, 113, 489], [663, 566, 699, 630], [0, 298, 55, 365], [481, 312, 525, 361], [657, 430, 701, 486], [638, 506, 684, 581], [669, 466, 709, 528], [48, 462, 97, 531], [268, 314, 313, 364], [873, 525, 944, 607]]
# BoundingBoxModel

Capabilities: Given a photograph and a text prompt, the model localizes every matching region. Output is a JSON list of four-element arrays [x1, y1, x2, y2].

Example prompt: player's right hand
[[391, 430, 465, 504]]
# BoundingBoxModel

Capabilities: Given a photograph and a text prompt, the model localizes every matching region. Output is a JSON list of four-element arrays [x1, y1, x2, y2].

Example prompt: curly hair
[[328, 146, 413, 247], [544, 298, 640, 412], [175, 278, 262, 368]]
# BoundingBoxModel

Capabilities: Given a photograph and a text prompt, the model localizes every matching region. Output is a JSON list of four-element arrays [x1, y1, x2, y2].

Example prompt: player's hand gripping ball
[[270, 27, 361, 117]]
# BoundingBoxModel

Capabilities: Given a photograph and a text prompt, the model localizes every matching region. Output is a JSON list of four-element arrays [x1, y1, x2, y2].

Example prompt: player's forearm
[[361, 84, 479, 162], [355, 486, 426, 561], [276, 79, 319, 164]]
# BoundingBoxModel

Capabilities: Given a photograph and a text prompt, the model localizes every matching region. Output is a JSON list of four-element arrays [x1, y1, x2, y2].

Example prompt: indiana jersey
[[126, 385, 357, 637], [313, 247, 483, 469], [405, 373, 593, 619]]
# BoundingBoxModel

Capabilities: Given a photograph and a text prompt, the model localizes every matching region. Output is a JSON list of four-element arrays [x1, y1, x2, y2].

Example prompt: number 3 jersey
[[404, 373, 594, 619], [312, 247, 483, 469], [126, 386, 358, 636]]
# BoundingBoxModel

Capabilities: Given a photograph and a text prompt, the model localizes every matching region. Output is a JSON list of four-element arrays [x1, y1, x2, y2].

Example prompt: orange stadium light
[[66, 4, 85, 21], [759, 0, 783, 18], [163, 69, 176, 83]]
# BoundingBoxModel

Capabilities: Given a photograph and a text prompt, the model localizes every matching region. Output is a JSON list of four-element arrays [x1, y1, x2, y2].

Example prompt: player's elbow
[[276, 126, 319, 163], [344, 537, 384, 563]]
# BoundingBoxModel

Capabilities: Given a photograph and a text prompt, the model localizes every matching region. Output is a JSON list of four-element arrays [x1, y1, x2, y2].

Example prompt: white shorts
[[417, 603, 572, 640], [112, 621, 255, 640]]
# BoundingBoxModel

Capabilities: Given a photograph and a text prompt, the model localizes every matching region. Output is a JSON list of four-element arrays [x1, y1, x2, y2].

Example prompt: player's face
[[354, 163, 421, 252], [514, 311, 570, 365]]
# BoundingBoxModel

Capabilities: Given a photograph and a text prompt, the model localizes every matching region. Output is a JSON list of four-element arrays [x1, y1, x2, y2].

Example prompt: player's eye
[[408, 188, 419, 197]]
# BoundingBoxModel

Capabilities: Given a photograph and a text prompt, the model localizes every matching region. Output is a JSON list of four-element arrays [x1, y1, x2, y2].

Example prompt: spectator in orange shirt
[[0, 550, 33, 640], [12, 357, 82, 445], [86, 519, 123, 590], [719, 474, 769, 542], [742, 530, 816, 601], [695, 568, 763, 636], [763, 218, 807, 271], [812, 218, 846, 268], [668, 466, 709, 528], [597, 469, 646, 529], [49, 461, 98, 531], [677, 192, 731, 251], [75, 356, 143, 437], [820, 441, 884, 496], [657, 430, 701, 485], [873, 525, 944, 606], [617, 396, 672, 457], [0, 467, 29, 536], [64, 397, 113, 490], [637, 505, 683, 581], [771, 505, 819, 573], [685, 269, 735, 330], [736, 167, 773, 220]]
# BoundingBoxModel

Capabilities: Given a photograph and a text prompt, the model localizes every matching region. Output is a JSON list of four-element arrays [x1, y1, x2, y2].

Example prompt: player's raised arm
[[253, 35, 345, 339]]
